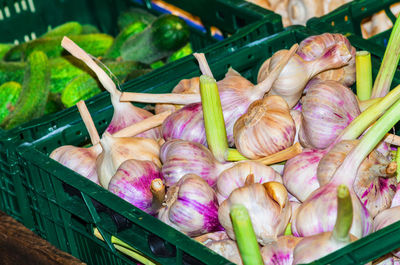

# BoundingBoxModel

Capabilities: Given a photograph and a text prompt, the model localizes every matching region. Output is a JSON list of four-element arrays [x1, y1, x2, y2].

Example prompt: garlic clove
[[263, 181, 288, 209], [206, 239, 243, 265], [218, 183, 291, 245]]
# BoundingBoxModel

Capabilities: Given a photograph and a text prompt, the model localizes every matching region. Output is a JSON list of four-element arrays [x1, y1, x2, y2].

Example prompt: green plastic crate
[[0, 0, 282, 224], [13, 25, 400, 265], [307, 0, 399, 51]]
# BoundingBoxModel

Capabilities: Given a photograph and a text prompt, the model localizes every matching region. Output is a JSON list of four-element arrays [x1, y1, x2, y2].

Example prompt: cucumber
[[45, 93, 64, 115], [41, 21, 83, 38], [167, 43, 192, 62], [105, 21, 147, 59], [49, 56, 92, 93], [0, 82, 22, 124], [4, 34, 114, 61], [1, 51, 50, 130], [118, 8, 156, 30], [0, 61, 25, 84], [81, 24, 100, 34], [120, 14, 190, 64]]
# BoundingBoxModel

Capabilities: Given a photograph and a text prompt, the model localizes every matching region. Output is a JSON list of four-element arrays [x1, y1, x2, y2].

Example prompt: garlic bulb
[[108, 160, 164, 215], [216, 161, 282, 204], [155, 77, 200, 114], [233, 95, 296, 159], [194, 232, 243, 265], [258, 39, 352, 108], [96, 132, 161, 188], [283, 148, 326, 202], [297, 33, 356, 86], [260, 235, 302, 265], [300, 79, 360, 150], [50, 144, 102, 185], [218, 182, 291, 245], [160, 139, 234, 187], [290, 109, 302, 144], [158, 174, 222, 236], [317, 140, 397, 217], [293, 184, 358, 264]]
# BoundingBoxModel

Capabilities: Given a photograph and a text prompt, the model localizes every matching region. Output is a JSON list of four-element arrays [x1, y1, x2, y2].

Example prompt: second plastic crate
[[307, 0, 399, 51], [0, 0, 282, 224], [14, 25, 400, 265]]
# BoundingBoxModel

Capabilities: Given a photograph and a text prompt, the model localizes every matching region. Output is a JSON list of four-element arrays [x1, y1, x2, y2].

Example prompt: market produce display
[[0, 9, 191, 130], [40, 8, 400, 263]]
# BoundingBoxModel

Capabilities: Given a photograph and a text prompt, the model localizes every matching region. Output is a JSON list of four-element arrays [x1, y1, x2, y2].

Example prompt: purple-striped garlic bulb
[[157, 174, 222, 236], [293, 185, 358, 264], [233, 95, 296, 159], [317, 140, 397, 217], [300, 79, 360, 150], [50, 144, 102, 185], [218, 182, 291, 245], [96, 132, 161, 189], [258, 42, 352, 108], [162, 46, 298, 147], [296, 33, 356, 86], [160, 139, 234, 187], [216, 161, 282, 204], [108, 160, 164, 215], [260, 235, 302, 265], [283, 148, 326, 202], [155, 77, 200, 114]]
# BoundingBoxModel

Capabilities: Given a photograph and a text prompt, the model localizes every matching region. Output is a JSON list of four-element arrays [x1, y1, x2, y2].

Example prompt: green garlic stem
[[358, 98, 381, 112], [225, 148, 248, 161], [284, 223, 292, 236], [337, 84, 400, 143], [371, 15, 400, 98], [230, 204, 264, 265], [333, 98, 400, 186], [332, 184, 353, 242], [356, 51, 372, 101], [200, 75, 229, 162]]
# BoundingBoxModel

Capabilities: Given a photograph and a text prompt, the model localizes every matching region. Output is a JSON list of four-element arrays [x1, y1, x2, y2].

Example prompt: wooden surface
[[0, 210, 86, 265]]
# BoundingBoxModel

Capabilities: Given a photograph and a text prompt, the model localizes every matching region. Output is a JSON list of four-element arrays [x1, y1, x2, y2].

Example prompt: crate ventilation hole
[[0, 0, 35, 21]]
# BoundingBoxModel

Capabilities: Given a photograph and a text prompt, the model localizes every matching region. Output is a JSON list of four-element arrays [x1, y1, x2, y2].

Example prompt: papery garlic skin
[[301, 79, 360, 150], [157, 174, 222, 236], [291, 183, 372, 238], [155, 77, 200, 114], [283, 148, 325, 202], [108, 159, 163, 215], [97, 132, 161, 189], [292, 232, 357, 264], [50, 144, 102, 185], [107, 99, 160, 139], [234, 95, 295, 159], [259, 44, 352, 108], [317, 140, 397, 217], [160, 139, 233, 187], [260, 235, 302, 265], [297, 33, 356, 86], [216, 161, 282, 204], [218, 183, 291, 245]]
